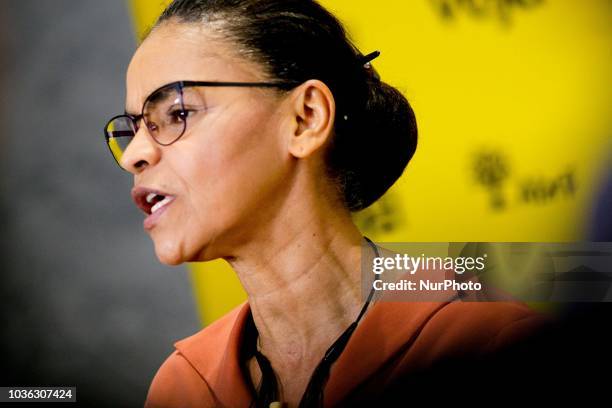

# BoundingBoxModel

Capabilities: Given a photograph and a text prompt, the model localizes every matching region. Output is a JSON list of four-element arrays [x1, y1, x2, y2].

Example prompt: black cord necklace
[[244, 236, 381, 408]]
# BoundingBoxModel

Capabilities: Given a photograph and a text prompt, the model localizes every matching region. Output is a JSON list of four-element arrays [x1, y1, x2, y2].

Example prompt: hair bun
[[327, 75, 418, 211]]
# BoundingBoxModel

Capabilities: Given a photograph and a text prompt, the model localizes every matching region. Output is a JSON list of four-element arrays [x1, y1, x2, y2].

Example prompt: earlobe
[[287, 80, 335, 159]]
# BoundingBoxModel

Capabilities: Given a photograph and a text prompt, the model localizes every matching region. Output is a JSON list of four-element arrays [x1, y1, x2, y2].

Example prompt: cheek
[[175, 109, 287, 224]]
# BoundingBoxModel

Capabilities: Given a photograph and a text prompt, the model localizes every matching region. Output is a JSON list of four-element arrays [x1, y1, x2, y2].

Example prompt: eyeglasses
[[103, 80, 300, 169]]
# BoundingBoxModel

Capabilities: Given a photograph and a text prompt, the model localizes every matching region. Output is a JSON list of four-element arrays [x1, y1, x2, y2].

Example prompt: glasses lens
[[105, 116, 136, 163], [143, 84, 187, 145]]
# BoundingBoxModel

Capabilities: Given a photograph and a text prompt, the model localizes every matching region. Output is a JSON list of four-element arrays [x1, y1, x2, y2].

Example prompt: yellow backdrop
[[129, 0, 612, 325]]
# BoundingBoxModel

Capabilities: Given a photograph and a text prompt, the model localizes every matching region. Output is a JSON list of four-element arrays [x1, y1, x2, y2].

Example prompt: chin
[[153, 240, 186, 266], [156, 254, 184, 266]]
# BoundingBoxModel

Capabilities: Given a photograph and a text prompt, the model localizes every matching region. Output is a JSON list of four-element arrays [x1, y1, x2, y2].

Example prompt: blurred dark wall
[[0, 1, 199, 406]]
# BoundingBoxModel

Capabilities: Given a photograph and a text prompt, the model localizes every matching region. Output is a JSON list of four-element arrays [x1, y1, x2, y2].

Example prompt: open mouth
[[131, 187, 176, 216], [146, 193, 174, 214]]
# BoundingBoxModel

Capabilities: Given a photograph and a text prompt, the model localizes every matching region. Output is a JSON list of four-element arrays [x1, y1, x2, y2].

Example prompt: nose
[[119, 123, 161, 174]]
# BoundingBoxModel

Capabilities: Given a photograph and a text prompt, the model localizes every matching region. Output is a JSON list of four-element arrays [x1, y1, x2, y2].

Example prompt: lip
[[143, 197, 175, 230], [131, 186, 176, 230]]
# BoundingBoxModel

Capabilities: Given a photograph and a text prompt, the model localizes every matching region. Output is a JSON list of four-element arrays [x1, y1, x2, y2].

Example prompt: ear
[[286, 79, 335, 159]]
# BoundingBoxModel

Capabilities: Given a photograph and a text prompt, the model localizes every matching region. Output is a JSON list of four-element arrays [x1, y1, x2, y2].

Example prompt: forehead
[[125, 21, 261, 112]]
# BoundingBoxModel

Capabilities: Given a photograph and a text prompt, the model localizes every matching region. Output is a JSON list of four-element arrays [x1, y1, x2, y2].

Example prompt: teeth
[[146, 193, 157, 204], [151, 196, 174, 214]]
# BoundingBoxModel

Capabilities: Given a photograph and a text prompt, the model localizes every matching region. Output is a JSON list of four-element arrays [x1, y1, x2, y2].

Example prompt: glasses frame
[[103, 79, 301, 169]]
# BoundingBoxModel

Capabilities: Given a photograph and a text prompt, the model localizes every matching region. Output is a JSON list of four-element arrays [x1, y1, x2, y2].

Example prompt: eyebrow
[[124, 108, 140, 117], [123, 83, 178, 117]]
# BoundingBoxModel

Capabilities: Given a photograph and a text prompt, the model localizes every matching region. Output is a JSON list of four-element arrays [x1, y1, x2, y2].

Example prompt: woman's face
[[122, 21, 293, 265]]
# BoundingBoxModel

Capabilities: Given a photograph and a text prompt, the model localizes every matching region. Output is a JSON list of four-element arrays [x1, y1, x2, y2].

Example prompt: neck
[[226, 202, 366, 374]]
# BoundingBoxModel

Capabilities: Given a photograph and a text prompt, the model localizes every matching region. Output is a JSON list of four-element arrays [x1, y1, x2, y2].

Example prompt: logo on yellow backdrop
[[430, 0, 544, 25]]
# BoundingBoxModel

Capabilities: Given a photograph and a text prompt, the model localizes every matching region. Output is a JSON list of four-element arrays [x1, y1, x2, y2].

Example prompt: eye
[[169, 108, 194, 122], [146, 121, 159, 132]]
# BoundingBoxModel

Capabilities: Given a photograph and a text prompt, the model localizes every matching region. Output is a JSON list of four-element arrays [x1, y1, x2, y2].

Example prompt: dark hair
[[155, 0, 417, 212]]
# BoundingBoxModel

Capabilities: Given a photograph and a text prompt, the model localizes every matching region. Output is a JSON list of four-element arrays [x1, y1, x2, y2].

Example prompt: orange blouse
[[144, 297, 549, 407]]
